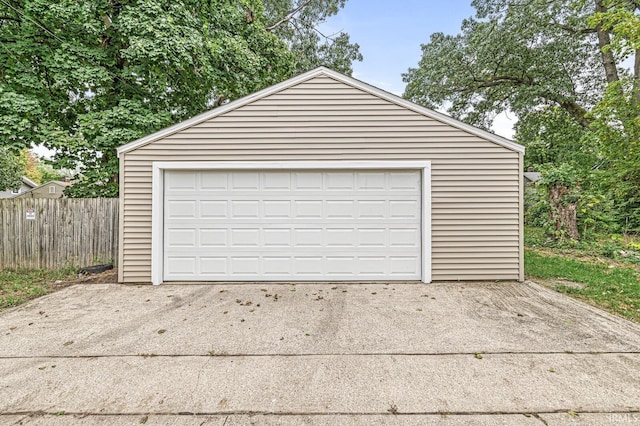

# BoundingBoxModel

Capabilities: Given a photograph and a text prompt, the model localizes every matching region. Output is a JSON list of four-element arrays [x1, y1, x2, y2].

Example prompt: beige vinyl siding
[[120, 75, 521, 282]]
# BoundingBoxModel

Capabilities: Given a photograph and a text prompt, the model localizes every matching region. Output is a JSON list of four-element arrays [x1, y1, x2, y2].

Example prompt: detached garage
[[116, 67, 524, 285]]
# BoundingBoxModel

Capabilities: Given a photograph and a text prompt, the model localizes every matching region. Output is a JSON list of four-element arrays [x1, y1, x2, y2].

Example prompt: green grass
[[524, 226, 640, 265], [525, 249, 640, 322], [0, 268, 77, 312]]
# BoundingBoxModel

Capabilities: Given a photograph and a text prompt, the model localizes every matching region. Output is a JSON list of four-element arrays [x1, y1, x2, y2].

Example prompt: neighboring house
[[524, 170, 541, 185], [13, 179, 72, 199], [0, 176, 38, 199], [116, 67, 525, 285]]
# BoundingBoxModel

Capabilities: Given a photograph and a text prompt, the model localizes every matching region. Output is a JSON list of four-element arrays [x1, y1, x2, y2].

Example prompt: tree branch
[[466, 74, 592, 128], [266, 0, 314, 32], [555, 23, 598, 35]]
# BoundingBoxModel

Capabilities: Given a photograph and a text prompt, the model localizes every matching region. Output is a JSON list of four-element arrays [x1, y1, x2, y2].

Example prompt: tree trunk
[[549, 184, 579, 241], [595, 0, 620, 84]]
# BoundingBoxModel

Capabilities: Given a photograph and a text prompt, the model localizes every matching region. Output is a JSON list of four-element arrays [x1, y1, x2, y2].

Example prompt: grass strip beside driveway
[[525, 249, 640, 323], [0, 268, 77, 312]]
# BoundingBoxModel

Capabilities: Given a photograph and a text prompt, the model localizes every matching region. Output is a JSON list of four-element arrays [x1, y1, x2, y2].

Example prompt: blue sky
[[322, 0, 517, 138], [323, 0, 475, 95]]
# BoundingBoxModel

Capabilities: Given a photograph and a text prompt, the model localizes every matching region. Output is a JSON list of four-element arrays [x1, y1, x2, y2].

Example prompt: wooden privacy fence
[[0, 198, 119, 270]]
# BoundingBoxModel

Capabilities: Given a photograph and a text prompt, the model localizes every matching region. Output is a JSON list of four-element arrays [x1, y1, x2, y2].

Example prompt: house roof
[[22, 176, 38, 188], [524, 172, 541, 182], [117, 67, 525, 156], [14, 180, 71, 197]]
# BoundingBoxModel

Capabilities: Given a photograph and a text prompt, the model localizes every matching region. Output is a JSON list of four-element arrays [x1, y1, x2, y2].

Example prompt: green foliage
[[586, 78, 640, 231], [402, 0, 602, 130], [263, 0, 362, 74], [516, 107, 595, 171], [1, 1, 359, 197], [588, 0, 640, 58], [404, 0, 640, 235], [526, 165, 620, 236], [524, 187, 551, 228], [0, 148, 23, 191], [37, 163, 63, 183], [538, 163, 579, 189]]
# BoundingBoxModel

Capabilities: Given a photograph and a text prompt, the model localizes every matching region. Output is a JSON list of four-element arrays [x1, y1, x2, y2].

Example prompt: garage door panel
[[231, 257, 260, 275], [390, 256, 420, 275], [230, 228, 260, 247], [263, 173, 291, 190], [165, 229, 196, 247], [200, 257, 226, 275], [293, 172, 323, 190], [390, 228, 421, 247], [164, 170, 422, 281], [200, 201, 227, 218], [294, 228, 323, 247], [357, 172, 386, 190], [166, 257, 196, 276], [231, 173, 259, 190], [200, 171, 227, 190], [165, 171, 197, 190], [263, 201, 292, 218], [165, 200, 197, 218], [263, 229, 292, 247], [390, 200, 420, 219], [201, 229, 227, 246]]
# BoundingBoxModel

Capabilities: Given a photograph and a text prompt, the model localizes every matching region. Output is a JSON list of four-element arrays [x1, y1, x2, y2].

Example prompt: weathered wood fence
[[0, 198, 118, 270]]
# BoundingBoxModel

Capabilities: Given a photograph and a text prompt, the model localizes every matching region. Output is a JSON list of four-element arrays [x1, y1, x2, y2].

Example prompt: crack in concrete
[[1, 351, 639, 359], [2, 409, 639, 417], [532, 413, 549, 425]]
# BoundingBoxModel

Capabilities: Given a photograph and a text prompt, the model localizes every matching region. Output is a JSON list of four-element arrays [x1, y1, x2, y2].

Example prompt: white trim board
[[151, 160, 432, 285], [119, 67, 524, 156]]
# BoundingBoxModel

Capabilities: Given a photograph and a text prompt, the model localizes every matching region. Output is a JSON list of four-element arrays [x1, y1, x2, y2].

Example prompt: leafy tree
[[587, 78, 640, 230], [0, 148, 23, 191], [403, 0, 604, 130], [263, 0, 362, 74], [517, 107, 594, 171], [0, 1, 305, 197], [403, 0, 640, 236], [38, 163, 63, 183], [19, 149, 41, 184]]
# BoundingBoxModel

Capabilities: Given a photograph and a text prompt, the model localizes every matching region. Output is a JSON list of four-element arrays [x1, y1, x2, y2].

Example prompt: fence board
[[0, 198, 119, 270]]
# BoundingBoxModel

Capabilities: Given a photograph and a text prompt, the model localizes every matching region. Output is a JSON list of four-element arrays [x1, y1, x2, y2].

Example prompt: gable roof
[[117, 67, 524, 156], [524, 171, 541, 183], [14, 180, 71, 198], [22, 176, 38, 188]]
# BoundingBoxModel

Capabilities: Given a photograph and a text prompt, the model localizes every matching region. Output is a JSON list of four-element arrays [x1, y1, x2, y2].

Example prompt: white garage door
[[163, 170, 422, 281]]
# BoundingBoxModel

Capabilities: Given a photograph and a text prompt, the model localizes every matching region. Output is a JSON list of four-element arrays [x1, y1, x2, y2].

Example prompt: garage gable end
[[117, 67, 524, 156]]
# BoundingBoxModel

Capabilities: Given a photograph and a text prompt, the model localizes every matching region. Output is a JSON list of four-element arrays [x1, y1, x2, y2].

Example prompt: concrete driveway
[[1, 281, 640, 425]]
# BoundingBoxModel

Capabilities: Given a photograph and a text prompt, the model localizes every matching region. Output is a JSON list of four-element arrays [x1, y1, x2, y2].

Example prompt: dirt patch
[[52, 269, 118, 289], [532, 278, 586, 291], [552, 279, 586, 289]]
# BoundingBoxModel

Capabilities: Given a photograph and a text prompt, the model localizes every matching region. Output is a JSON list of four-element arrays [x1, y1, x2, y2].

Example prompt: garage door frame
[[151, 161, 431, 285]]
